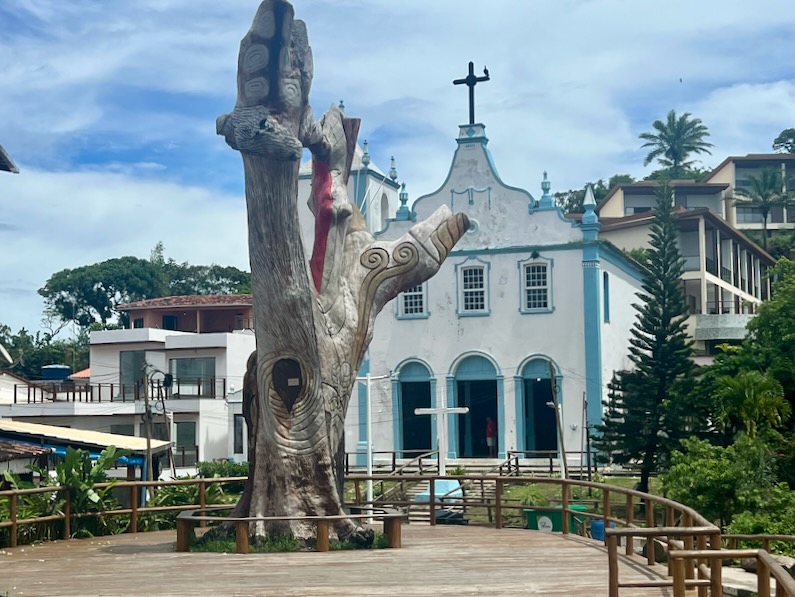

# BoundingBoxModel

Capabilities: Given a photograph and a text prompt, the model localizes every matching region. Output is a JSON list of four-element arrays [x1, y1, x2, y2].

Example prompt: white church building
[[343, 122, 645, 464]]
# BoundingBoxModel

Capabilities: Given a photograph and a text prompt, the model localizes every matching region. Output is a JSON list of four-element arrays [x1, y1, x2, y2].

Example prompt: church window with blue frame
[[398, 284, 428, 318], [461, 266, 486, 312], [523, 264, 548, 310]]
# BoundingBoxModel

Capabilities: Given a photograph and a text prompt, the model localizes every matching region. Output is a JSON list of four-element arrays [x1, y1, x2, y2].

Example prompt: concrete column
[[698, 217, 708, 314]]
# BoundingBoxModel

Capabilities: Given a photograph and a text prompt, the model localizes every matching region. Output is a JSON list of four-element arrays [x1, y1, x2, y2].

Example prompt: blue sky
[[1, 0, 793, 334]]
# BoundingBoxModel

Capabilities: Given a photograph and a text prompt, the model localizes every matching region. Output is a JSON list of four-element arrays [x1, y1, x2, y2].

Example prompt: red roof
[[120, 294, 253, 311], [68, 368, 91, 379], [0, 440, 51, 462]]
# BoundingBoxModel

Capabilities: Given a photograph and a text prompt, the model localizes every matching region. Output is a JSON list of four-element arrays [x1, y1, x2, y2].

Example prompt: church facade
[[345, 123, 645, 463]]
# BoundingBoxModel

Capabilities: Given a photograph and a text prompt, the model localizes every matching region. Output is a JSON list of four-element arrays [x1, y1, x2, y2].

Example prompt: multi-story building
[[704, 153, 795, 234], [0, 296, 256, 473], [596, 180, 776, 362]]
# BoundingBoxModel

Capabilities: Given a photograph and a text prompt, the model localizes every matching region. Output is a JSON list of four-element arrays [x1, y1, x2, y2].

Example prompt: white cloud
[[0, 0, 792, 332]]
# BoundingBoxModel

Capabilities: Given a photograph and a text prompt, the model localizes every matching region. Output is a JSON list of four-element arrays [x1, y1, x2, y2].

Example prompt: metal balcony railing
[[11, 378, 227, 404]]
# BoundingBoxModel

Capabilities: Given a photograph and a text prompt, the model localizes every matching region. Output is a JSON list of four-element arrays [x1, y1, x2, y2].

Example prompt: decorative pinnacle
[[399, 182, 408, 206], [361, 140, 370, 167], [389, 156, 398, 181], [338, 99, 345, 113], [541, 171, 551, 195]]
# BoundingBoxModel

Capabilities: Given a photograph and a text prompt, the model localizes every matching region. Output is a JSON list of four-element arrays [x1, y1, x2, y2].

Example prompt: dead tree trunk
[[217, 0, 468, 544]]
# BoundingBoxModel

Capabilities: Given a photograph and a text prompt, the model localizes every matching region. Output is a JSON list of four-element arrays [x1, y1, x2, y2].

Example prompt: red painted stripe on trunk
[[310, 161, 333, 293]]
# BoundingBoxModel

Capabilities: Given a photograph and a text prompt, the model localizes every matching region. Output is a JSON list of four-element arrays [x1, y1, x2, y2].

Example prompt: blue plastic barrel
[[591, 519, 614, 541]]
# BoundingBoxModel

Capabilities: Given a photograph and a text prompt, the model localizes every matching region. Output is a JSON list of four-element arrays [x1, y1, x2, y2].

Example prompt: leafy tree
[[644, 165, 710, 182], [554, 176, 635, 214], [772, 128, 795, 154], [733, 168, 793, 250], [594, 182, 699, 492], [639, 110, 714, 178], [0, 324, 89, 380], [663, 435, 791, 534], [150, 241, 251, 296], [39, 257, 168, 327]]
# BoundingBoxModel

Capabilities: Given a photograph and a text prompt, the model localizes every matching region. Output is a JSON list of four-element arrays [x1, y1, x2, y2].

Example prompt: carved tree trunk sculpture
[[217, 0, 469, 543]]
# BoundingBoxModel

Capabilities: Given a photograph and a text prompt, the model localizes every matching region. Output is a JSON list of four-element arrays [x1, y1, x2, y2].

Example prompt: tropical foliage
[[733, 167, 793, 250], [772, 127, 795, 154], [639, 110, 713, 178], [594, 182, 700, 493]]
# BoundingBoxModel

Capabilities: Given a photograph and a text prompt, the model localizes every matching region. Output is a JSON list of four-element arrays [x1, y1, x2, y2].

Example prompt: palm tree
[[639, 110, 714, 178], [733, 168, 793, 250], [715, 371, 790, 441]]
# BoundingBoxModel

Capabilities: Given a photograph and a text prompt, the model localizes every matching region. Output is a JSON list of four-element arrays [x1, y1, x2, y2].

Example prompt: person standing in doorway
[[485, 416, 497, 458]]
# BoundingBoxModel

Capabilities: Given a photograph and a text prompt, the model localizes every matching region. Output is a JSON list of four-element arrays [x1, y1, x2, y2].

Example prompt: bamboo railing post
[[495, 479, 503, 530], [607, 533, 619, 597], [130, 485, 138, 533], [757, 555, 770, 597], [645, 499, 654, 565], [235, 521, 249, 554], [316, 520, 329, 552], [696, 534, 707, 597], [429, 478, 436, 526], [672, 556, 686, 597], [625, 492, 634, 554], [9, 493, 17, 548], [682, 512, 694, 580], [709, 532, 722, 596], [63, 488, 71, 539], [199, 481, 207, 528], [561, 480, 570, 535]]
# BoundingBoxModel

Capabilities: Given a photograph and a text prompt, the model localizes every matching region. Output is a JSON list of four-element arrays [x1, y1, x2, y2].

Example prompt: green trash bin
[[524, 505, 588, 533]]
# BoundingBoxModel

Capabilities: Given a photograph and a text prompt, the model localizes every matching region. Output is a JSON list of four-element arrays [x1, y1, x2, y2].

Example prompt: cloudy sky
[[1, 0, 793, 334]]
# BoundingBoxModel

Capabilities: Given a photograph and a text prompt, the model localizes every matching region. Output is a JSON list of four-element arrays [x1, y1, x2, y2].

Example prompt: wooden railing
[[175, 507, 405, 554], [506, 450, 599, 476], [372, 450, 440, 506], [2, 473, 793, 594]]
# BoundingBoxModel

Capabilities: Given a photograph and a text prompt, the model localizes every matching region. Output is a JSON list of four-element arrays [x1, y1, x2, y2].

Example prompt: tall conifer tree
[[594, 182, 697, 492]]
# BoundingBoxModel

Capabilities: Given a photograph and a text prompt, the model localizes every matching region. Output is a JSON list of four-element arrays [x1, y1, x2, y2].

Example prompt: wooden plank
[[0, 525, 672, 596]]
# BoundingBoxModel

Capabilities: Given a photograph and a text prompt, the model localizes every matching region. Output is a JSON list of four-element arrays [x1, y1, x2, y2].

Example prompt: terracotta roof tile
[[120, 294, 253, 310], [0, 440, 51, 462]]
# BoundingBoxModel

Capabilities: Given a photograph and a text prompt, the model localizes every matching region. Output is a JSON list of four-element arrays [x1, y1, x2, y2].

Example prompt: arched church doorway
[[521, 358, 558, 452], [454, 355, 498, 458], [397, 361, 432, 456]]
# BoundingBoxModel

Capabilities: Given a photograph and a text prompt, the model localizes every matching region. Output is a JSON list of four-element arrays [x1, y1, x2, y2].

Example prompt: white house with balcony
[[0, 296, 257, 475], [344, 121, 645, 465]]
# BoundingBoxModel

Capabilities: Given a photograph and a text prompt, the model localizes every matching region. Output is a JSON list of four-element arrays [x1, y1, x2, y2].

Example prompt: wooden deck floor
[[0, 525, 672, 596]]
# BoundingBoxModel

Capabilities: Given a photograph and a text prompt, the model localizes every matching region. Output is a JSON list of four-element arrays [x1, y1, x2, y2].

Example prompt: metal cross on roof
[[453, 61, 490, 125]]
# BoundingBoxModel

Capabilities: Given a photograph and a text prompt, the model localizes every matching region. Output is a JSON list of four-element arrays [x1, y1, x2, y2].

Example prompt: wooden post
[[9, 493, 17, 548], [235, 521, 249, 554], [494, 479, 503, 530], [561, 480, 570, 535], [696, 534, 707, 597], [199, 481, 207, 528], [354, 480, 361, 506], [602, 488, 610, 545], [384, 517, 401, 548], [709, 532, 722, 596], [757, 555, 770, 597], [666, 506, 675, 575], [607, 533, 619, 597], [625, 493, 634, 555], [645, 498, 654, 565], [672, 557, 686, 597], [63, 488, 71, 539], [130, 485, 138, 533], [176, 518, 192, 552], [429, 478, 436, 526], [316, 520, 329, 552], [682, 512, 694, 581]]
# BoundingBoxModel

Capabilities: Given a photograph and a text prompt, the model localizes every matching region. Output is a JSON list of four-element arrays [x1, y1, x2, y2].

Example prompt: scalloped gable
[[379, 124, 584, 247]]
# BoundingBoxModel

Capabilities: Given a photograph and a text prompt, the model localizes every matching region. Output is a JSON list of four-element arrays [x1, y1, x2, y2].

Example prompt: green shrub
[[197, 461, 248, 493], [139, 476, 231, 532], [724, 483, 795, 557]]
